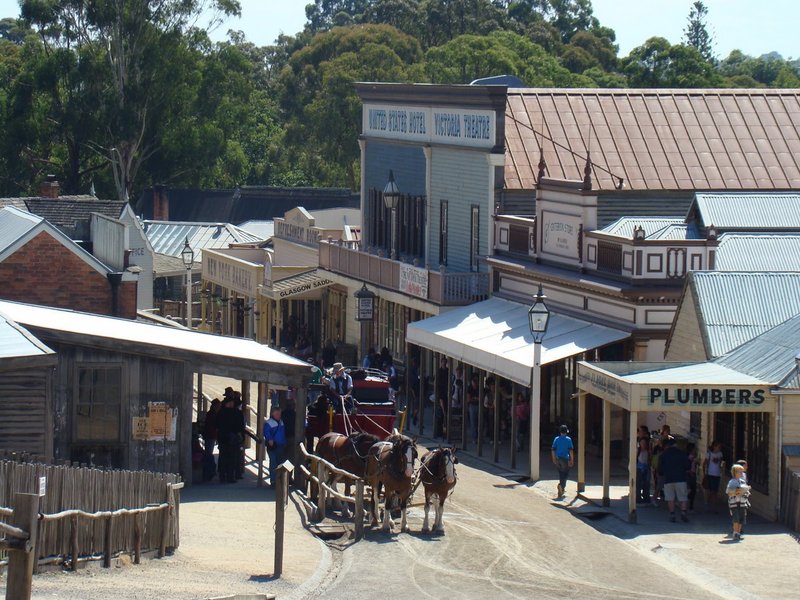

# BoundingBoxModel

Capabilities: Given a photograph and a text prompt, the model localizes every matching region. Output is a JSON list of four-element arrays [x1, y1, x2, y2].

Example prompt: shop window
[[75, 365, 122, 442], [439, 201, 448, 266], [470, 205, 480, 271], [746, 412, 769, 493]]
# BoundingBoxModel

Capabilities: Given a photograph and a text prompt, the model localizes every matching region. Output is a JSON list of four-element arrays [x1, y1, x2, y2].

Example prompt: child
[[726, 464, 750, 541]]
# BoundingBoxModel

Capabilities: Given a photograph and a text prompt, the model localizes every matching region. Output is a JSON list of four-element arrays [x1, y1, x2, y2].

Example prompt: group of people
[[202, 387, 246, 484], [432, 359, 531, 450], [201, 386, 290, 488], [635, 424, 751, 538]]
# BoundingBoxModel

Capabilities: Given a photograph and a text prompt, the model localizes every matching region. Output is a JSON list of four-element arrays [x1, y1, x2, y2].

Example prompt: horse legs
[[381, 491, 395, 532], [435, 495, 446, 533], [340, 480, 352, 518], [400, 496, 409, 533], [422, 490, 431, 533], [370, 483, 380, 526]]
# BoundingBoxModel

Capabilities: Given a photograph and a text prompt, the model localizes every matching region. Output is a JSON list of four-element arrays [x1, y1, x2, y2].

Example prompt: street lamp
[[383, 170, 400, 260], [528, 284, 550, 480], [181, 237, 194, 328]]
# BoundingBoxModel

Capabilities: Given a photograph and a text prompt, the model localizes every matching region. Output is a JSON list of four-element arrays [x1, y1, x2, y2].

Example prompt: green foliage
[[621, 37, 722, 88], [683, 1, 714, 63], [278, 24, 424, 188]]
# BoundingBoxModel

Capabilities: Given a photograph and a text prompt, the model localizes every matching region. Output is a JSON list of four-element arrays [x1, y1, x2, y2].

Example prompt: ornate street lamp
[[528, 284, 550, 479], [383, 170, 400, 260], [181, 237, 194, 328]]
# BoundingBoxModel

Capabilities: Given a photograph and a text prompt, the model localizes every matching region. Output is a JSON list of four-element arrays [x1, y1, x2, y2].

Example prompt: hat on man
[[332, 362, 345, 374], [559, 424, 569, 434]]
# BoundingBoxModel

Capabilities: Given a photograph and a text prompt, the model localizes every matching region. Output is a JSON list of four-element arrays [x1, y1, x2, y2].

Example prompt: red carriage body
[[306, 368, 397, 440]]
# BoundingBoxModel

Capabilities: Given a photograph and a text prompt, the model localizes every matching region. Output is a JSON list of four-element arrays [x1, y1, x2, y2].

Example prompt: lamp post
[[528, 284, 550, 480], [181, 237, 194, 328], [383, 170, 400, 260]]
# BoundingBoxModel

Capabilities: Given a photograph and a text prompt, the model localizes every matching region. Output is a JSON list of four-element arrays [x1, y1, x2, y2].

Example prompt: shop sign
[[363, 103, 495, 149], [541, 211, 581, 259], [648, 387, 766, 408], [277, 276, 333, 299], [205, 254, 258, 296], [356, 296, 374, 321], [577, 369, 630, 405], [399, 264, 428, 299]]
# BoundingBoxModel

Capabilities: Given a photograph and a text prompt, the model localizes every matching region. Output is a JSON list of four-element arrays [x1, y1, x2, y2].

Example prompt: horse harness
[[419, 449, 457, 485]]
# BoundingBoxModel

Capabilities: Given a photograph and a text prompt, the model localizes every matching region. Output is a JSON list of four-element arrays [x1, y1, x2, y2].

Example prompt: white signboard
[[541, 211, 581, 260], [399, 264, 429, 299], [204, 254, 259, 297], [38, 476, 46, 497], [363, 103, 496, 149]]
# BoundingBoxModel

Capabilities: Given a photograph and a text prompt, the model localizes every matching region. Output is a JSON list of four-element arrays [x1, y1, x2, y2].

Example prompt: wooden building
[[0, 300, 310, 483]]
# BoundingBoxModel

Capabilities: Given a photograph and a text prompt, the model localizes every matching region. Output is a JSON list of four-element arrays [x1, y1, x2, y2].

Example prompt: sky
[[1, 0, 797, 60]]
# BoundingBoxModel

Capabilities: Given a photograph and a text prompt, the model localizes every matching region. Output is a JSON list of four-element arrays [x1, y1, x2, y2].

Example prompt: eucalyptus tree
[[20, 0, 241, 201]]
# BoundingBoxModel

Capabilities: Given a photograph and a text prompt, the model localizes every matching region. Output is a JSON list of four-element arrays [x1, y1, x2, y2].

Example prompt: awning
[[264, 269, 334, 300], [406, 297, 630, 385], [577, 361, 776, 413]]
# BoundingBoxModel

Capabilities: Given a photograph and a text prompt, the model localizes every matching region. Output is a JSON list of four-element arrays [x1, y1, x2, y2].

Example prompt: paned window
[[75, 366, 122, 442]]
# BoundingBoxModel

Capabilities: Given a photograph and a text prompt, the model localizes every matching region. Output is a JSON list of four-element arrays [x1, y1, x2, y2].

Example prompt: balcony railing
[[319, 239, 489, 306]]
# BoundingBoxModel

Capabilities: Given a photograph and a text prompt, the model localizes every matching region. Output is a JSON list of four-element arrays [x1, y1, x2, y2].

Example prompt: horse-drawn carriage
[[305, 367, 397, 443]]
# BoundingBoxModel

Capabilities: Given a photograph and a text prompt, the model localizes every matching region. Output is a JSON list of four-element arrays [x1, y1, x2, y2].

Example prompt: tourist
[[726, 464, 751, 542], [658, 437, 690, 523], [551, 424, 574, 498], [264, 405, 287, 488]]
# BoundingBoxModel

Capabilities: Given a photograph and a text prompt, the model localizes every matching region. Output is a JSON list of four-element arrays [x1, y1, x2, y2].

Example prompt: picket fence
[[0, 457, 181, 569]]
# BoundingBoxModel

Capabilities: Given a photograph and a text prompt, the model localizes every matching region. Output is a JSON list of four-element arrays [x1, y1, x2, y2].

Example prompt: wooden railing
[[319, 240, 489, 306], [298, 443, 365, 539]]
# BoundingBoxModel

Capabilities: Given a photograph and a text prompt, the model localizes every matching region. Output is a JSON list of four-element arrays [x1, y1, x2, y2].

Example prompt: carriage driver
[[329, 362, 354, 412]]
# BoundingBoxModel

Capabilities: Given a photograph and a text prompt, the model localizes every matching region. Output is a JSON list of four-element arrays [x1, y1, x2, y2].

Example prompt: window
[[745, 412, 769, 493], [470, 205, 480, 271], [75, 366, 122, 442], [597, 240, 622, 275], [439, 201, 448, 266]]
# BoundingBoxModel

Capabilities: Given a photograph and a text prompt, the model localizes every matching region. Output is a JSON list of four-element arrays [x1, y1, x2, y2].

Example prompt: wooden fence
[[0, 459, 181, 570], [298, 443, 365, 539], [781, 467, 800, 532]]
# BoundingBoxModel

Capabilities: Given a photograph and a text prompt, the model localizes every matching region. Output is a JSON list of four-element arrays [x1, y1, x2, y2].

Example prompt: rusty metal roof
[[505, 88, 800, 192]]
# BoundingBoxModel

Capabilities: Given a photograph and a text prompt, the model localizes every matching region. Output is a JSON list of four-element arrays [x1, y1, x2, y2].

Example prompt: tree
[[20, 0, 241, 201], [278, 24, 424, 188], [683, 1, 714, 63], [424, 30, 584, 87], [622, 37, 722, 88]]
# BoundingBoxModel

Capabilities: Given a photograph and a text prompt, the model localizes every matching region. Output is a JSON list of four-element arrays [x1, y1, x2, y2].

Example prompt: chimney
[[153, 184, 169, 221], [40, 175, 60, 199]]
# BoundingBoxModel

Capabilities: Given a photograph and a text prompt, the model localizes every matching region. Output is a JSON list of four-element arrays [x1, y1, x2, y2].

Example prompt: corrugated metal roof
[[144, 221, 262, 260], [692, 193, 800, 230], [0, 300, 310, 372], [649, 223, 703, 240], [716, 234, 800, 271], [0, 206, 42, 253], [622, 362, 763, 386], [0, 312, 55, 360], [691, 272, 800, 357], [505, 89, 800, 192], [238, 220, 274, 240], [715, 314, 800, 384], [600, 217, 684, 239]]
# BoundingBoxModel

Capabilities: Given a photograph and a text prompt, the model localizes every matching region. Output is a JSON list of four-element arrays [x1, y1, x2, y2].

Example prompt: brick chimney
[[153, 184, 169, 221], [40, 174, 60, 199]]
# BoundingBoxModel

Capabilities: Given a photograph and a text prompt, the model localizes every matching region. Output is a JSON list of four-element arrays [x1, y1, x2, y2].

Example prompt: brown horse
[[365, 433, 418, 533], [419, 447, 457, 534], [315, 431, 381, 517]]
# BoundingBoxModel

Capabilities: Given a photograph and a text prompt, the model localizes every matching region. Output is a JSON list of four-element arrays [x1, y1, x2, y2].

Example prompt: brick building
[[0, 206, 137, 318]]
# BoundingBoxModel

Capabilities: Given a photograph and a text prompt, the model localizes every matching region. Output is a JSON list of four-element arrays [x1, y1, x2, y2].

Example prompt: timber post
[[354, 479, 365, 540], [273, 460, 294, 578], [6, 492, 39, 600]]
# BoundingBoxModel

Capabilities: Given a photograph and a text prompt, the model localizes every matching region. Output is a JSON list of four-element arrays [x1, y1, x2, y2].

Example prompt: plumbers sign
[[648, 387, 766, 408], [363, 103, 496, 149]]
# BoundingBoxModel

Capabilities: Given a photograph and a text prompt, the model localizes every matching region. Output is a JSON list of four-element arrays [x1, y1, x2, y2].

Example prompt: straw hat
[[332, 362, 345, 374]]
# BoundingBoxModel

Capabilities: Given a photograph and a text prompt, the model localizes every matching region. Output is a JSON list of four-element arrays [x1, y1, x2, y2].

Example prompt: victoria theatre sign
[[363, 103, 496, 149]]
